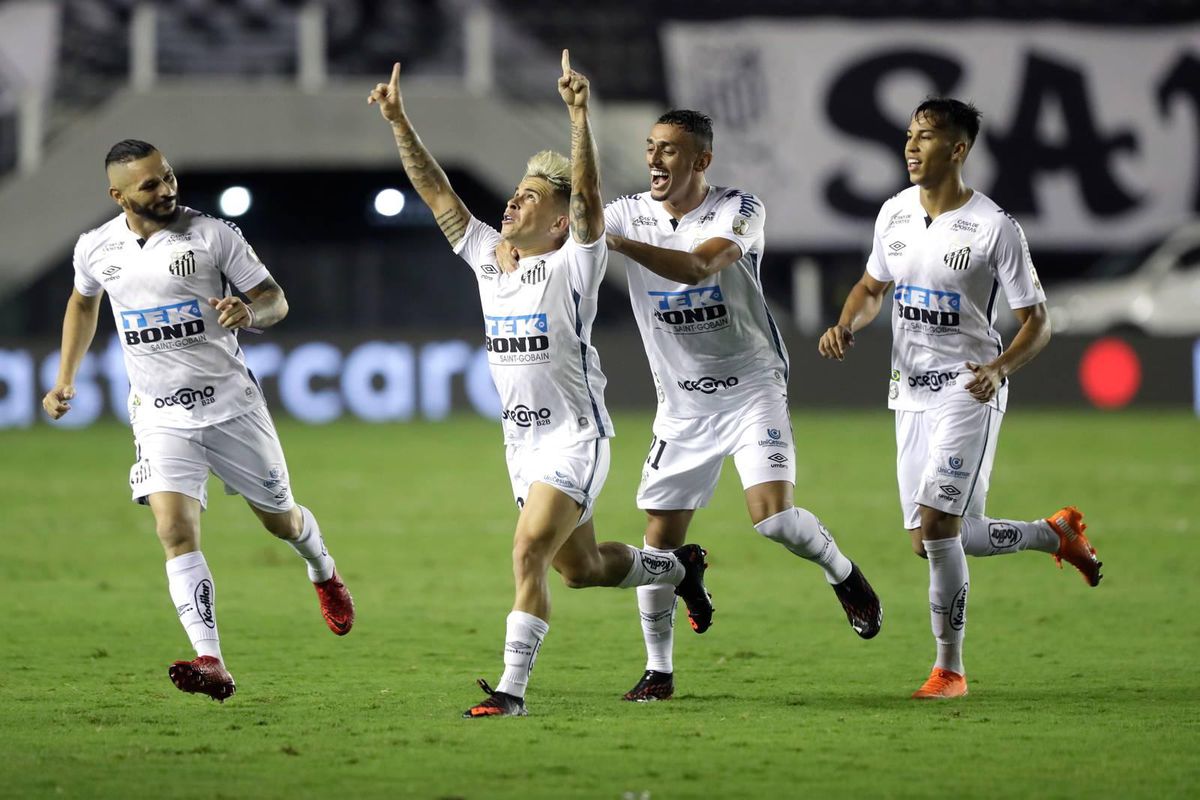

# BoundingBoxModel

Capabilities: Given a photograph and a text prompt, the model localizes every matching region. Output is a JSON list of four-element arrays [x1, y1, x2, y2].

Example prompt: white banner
[[663, 21, 1200, 248]]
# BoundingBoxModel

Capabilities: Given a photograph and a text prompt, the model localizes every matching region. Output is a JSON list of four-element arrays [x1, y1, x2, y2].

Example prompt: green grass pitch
[[1, 410, 1197, 799]]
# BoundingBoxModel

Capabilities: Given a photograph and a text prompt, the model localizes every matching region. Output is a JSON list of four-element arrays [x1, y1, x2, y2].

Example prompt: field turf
[[1, 410, 1197, 799]]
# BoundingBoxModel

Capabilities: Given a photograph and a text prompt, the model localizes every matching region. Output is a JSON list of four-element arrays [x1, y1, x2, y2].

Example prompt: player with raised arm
[[600, 111, 883, 702], [818, 98, 1102, 699], [43, 140, 355, 703], [369, 54, 714, 718]]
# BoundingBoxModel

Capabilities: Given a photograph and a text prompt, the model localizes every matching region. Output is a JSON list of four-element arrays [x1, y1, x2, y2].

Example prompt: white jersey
[[73, 207, 270, 428], [454, 216, 614, 447], [866, 186, 1046, 413], [605, 186, 787, 419]]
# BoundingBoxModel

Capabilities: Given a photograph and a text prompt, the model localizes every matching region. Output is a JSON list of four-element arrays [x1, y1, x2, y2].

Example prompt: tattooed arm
[[368, 62, 470, 248], [558, 50, 603, 245]]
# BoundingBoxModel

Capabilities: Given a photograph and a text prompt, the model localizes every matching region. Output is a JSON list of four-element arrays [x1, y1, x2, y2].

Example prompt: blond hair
[[524, 150, 572, 201]]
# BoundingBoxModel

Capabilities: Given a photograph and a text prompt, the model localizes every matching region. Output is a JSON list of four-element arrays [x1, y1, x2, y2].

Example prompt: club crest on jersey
[[943, 246, 971, 271], [169, 249, 196, 277], [520, 260, 547, 285], [648, 286, 729, 335]]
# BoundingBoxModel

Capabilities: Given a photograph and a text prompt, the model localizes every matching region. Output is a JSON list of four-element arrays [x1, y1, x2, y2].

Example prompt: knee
[[512, 536, 552, 582], [555, 563, 593, 590], [262, 507, 304, 539], [156, 519, 198, 555]]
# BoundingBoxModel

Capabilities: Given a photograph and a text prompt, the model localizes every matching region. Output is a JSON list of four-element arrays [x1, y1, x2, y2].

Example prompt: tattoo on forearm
[[569, 113, 600, 240], [392, 124, 450, 198], [436, 208, 467, 244]]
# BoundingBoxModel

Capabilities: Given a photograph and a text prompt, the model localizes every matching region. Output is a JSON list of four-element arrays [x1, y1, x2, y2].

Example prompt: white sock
[[166, 551, 222, 661], [495, 610, 549, 699], [617, 545, 686, 588], [960, 516, 1059, 556], [636, 544, 678, 673], [754, 507, 853, 584], [287, 505, 335, 583], [925, 537, 968, 675]]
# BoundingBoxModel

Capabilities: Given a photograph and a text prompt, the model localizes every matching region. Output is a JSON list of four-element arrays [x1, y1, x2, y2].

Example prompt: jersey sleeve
[[213, 218, 272, 292], [562, 235, 608, 298], [603, 199, 629, 238], [72, 235, 102, 297], [452, 216, 504, 280], [864, 204, 892, 283], [993, 213, 1046, 309], [710, 190, 765, 256]]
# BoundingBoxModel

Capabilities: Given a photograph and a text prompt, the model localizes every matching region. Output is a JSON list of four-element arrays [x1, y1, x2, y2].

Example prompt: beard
[[127, 196, 179, 223]]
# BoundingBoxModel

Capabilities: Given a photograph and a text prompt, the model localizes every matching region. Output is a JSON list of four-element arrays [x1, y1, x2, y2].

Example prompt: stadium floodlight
[[219, 186, 252, 217], [373, 188, 406, 217]]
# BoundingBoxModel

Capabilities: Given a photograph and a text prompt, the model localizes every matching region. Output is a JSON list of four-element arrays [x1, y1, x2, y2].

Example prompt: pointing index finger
[[390, 62, 401, 89], [561, 49, 570, 77]]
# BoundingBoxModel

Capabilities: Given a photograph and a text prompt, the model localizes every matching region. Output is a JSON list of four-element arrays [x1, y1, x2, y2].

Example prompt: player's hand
[[818, 325, 855, 361], [557, 50, 590, 109], [605, 233, 626, 254], [368, 62, 405, 123], [208, 296, 255, 330], [42, 384, 75, 420], [964, 360, 1003, 403], [494, 240, 520, 274]]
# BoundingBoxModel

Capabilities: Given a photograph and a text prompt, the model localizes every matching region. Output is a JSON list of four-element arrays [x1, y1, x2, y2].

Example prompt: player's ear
[[694, 150, 712, 173], [109, 186, 124, 208]]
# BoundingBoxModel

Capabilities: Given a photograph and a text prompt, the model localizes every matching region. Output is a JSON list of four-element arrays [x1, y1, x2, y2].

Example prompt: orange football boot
[[911, 668, 968, 699], [1046, 506, 1102, 587]]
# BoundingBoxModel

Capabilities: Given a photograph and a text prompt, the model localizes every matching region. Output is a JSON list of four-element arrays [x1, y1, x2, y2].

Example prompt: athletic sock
[[617, 545, 686, 588], [959, 515, 1059, 556], [495, 610, 549, 699], [925, 536, 968, 675], [287, 505, 335, 583], [636, 544, 678, 673], [165, 551, 222, 661], [754, 507, 854, 584]]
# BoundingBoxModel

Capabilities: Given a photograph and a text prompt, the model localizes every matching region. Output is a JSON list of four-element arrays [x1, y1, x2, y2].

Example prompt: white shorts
[[129, 406, 295, 513], [895, 398, 1003, 529], [636, 391, 796, 510], [505, 438, 610, 525]]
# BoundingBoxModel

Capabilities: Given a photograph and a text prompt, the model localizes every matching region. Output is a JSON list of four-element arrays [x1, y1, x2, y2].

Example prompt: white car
[[1047, 223, 1200, 336]]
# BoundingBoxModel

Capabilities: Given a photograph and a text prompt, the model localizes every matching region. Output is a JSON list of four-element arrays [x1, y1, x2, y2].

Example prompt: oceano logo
[[503, 405, 552, 427], [677, 376, 739, 394], [154, 385, 216, 410]]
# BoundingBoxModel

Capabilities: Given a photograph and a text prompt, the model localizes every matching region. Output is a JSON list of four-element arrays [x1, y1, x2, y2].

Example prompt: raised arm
[[817, 271, 892, 361], [559, 50, 603, 244], [42, 288, 103, 419], [369, 62, 470, 247]]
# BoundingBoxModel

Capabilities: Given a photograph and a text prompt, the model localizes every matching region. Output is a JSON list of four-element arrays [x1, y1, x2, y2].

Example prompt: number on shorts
[[646, 436, 668, 470]]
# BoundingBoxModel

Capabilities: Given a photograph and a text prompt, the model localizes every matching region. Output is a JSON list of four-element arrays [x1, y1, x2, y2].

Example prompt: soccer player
[[818, 98, 1103, 699], [602, 110, 883, 702], [42, 139, 355, 703], [368, 54, 714, 718]]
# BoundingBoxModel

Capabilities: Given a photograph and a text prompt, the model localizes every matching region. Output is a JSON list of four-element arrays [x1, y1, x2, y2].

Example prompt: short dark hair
[[656, 109, 713, 152], [104, 139, 158, 169], [912, 98, 982, 146]]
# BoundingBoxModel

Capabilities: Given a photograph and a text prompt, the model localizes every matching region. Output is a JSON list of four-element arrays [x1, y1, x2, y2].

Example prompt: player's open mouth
[[650, 169, 669, 189], [501, 213, 514, 225], [906, 159, 921, 172]]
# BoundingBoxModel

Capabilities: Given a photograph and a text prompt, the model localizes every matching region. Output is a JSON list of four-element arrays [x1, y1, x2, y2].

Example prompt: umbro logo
[[888, 241, 906, 253], [767, 453, 788, 464], [102, 265, 122, 282], [939, 484, 962, 497]]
